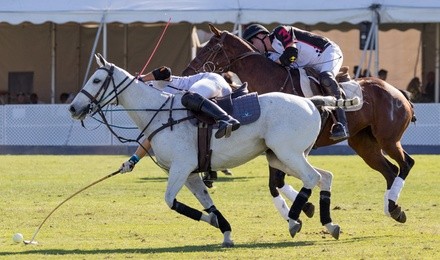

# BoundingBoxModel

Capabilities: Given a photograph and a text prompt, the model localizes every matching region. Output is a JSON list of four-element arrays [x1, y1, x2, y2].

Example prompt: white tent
[[1, 0, 440, 102], [2, 0, 440, 24]]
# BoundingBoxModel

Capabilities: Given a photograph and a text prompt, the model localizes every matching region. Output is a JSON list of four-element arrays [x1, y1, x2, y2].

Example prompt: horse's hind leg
[[185, 173, 233, 247], [348, 132, 408, 222], [380, 141, 415, 223], [266, 150, 320, 239], [269, 166, 315, 221]]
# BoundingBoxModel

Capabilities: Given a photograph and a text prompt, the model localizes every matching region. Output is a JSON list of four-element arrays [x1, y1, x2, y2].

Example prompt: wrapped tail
[[308, 96, 360, 110]]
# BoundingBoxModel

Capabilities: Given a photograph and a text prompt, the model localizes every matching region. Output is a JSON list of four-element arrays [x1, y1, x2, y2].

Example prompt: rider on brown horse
[[242, 24, 349, 141]]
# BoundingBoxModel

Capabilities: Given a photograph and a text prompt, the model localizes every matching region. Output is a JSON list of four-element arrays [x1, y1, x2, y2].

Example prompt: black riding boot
[[319, 72, 349, 141], [181, 92, 240, 139], [331, 108, 349, 140]]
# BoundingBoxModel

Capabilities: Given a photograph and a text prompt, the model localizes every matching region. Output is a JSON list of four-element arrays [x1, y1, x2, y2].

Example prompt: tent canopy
[[2, 0, 440, 25]]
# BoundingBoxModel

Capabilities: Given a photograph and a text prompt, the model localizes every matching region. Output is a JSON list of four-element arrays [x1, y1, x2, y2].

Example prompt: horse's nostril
[[69, 105, 76, 113]]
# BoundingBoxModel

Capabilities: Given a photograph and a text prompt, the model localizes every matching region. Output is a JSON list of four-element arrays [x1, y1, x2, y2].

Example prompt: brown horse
[[183, 24, 415, 225]]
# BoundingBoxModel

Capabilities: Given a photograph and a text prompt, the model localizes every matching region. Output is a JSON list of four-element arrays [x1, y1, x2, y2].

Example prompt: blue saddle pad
[[231, 92, 260, 125]]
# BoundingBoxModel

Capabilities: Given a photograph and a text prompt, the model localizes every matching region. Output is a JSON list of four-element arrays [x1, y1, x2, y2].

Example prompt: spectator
[[378, 69, 388, 80], [362, 69, 370, 77], [16, 92, 28, 104], [421, 71, 435, 103], [406, 77, 422, 102], [59, 92, 69, 103], [29, 93, 44, 104]]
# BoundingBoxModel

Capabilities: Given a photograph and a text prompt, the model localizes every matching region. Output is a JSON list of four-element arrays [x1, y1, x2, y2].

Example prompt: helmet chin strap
[[254, 34, 269, 54]]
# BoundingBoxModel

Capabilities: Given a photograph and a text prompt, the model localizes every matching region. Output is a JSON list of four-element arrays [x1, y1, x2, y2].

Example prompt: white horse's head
[[69, 53, 133, 120]]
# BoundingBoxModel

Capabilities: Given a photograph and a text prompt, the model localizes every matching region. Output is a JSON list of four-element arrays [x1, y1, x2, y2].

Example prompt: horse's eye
[[93, 78, 101, 84]]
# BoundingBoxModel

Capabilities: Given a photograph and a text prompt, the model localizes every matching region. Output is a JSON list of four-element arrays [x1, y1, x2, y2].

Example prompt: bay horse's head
[[69, 53, 133, 120], [183, 24, 260, 76]]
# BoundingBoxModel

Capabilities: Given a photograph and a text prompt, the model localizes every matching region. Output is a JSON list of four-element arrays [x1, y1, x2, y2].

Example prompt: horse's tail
[[398, 89, 417, 123], [308, 96, 360, 110]]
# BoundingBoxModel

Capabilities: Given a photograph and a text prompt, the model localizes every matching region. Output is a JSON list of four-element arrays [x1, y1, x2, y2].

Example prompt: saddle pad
[[299, 68, 364, 112], [232, 92, 260, 125]]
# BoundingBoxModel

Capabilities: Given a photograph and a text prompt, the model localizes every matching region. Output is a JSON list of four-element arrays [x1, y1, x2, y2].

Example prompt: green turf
[[0, 154, 439, 259]]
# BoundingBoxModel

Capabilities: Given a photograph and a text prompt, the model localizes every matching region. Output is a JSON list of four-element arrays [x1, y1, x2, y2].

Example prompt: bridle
[[80, 65, 132, 114], [80, 64, 193, 151], [186, 32, 260, 74]]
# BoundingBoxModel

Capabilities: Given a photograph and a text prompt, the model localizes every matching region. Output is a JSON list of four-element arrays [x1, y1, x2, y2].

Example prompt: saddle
[[190, 83, 261, 173], [298, 66, 363, 111]]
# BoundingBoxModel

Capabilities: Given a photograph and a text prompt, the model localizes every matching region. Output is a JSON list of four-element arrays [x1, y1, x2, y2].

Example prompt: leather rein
[[80, 65, 193, 145]]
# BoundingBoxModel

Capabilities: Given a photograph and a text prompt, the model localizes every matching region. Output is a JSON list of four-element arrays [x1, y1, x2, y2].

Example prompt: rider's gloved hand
[[279, 46, 298, 66], [152, 66, 172, 80], [119, 154, 140, 174]]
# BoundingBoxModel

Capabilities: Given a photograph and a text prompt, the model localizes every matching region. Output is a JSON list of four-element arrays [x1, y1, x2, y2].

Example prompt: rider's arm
[[140, 66, 172, 82], [272, 26, 298, 66], [119, 138, 152, 173]]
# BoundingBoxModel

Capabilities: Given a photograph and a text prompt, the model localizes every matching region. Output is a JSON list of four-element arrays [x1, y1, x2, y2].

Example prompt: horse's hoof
[[329, 225, 340, 240], [288, 219, 302, 238], [325, 222, 340, 240], [221, 169, 233, 175], [302, 202, 315, 218], [389, 205, 407, 223], [222, 240, 234, 248]]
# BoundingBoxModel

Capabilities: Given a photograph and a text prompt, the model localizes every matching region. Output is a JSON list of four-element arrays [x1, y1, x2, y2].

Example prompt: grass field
[[0, 154, 439, 259]]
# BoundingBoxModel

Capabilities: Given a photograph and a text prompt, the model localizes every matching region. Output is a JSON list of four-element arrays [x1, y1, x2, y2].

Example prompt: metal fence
[[0, 103, 438, 153]]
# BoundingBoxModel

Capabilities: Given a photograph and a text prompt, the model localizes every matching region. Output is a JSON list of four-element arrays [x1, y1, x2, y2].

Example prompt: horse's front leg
[[185, 173, 233, 247], [315, 167, 340, 240]]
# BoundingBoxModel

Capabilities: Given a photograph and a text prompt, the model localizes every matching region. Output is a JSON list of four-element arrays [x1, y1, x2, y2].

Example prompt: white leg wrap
[[384, 190, 390, 216], [278, 184, 299, 202], [272, 195, 290, 221], [388, 177, 405, 203]]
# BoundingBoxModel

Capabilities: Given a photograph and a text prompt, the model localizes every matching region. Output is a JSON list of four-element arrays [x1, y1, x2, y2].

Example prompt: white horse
[[69, 54, 345, 247]]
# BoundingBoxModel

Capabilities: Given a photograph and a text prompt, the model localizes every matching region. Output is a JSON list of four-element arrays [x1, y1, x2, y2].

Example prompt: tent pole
[[50, 23, 56, 104], [123, 24, 128, 69], [103, 20, 107, 59], [374, 14, 379, 77], [82, 14, 105, 88], [191, 26, 200, 60], [356, 20, 375, 78], [435, 23, 439, 103]]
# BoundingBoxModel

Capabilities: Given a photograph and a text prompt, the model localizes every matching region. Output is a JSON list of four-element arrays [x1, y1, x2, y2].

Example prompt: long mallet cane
[[23, 169, 121, 245]]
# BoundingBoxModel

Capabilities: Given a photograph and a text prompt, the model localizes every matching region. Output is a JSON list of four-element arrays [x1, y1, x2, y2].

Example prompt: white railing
[[0, 103, 438, 150]]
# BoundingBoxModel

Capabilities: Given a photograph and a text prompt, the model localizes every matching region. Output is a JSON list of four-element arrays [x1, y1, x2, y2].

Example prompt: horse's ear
[[95, 53, 106, 67], [209, 23, 221, 36]]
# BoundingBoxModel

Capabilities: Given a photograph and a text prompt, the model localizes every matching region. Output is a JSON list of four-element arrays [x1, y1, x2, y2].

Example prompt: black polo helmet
[[242, 24, 270, 41]]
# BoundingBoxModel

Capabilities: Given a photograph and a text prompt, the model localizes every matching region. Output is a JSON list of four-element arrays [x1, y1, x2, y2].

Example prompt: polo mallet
[[23, 169, 121, 245]]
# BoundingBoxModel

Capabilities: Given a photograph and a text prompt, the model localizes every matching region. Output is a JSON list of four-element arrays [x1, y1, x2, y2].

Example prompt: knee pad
[[181, 92, 205, 111]]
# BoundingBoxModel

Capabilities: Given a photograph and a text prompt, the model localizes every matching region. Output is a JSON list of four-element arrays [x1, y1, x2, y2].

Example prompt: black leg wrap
[[172, 199, 203, 221], [213, 210, 231, 233], [288, 187, 311, 220], [319, 191, 332, 225], [274, 169, 286, 189]]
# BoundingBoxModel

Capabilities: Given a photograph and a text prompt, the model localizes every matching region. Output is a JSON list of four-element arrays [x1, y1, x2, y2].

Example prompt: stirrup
[[215, 120, 240, 139], [330, 123, 349, 141]]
